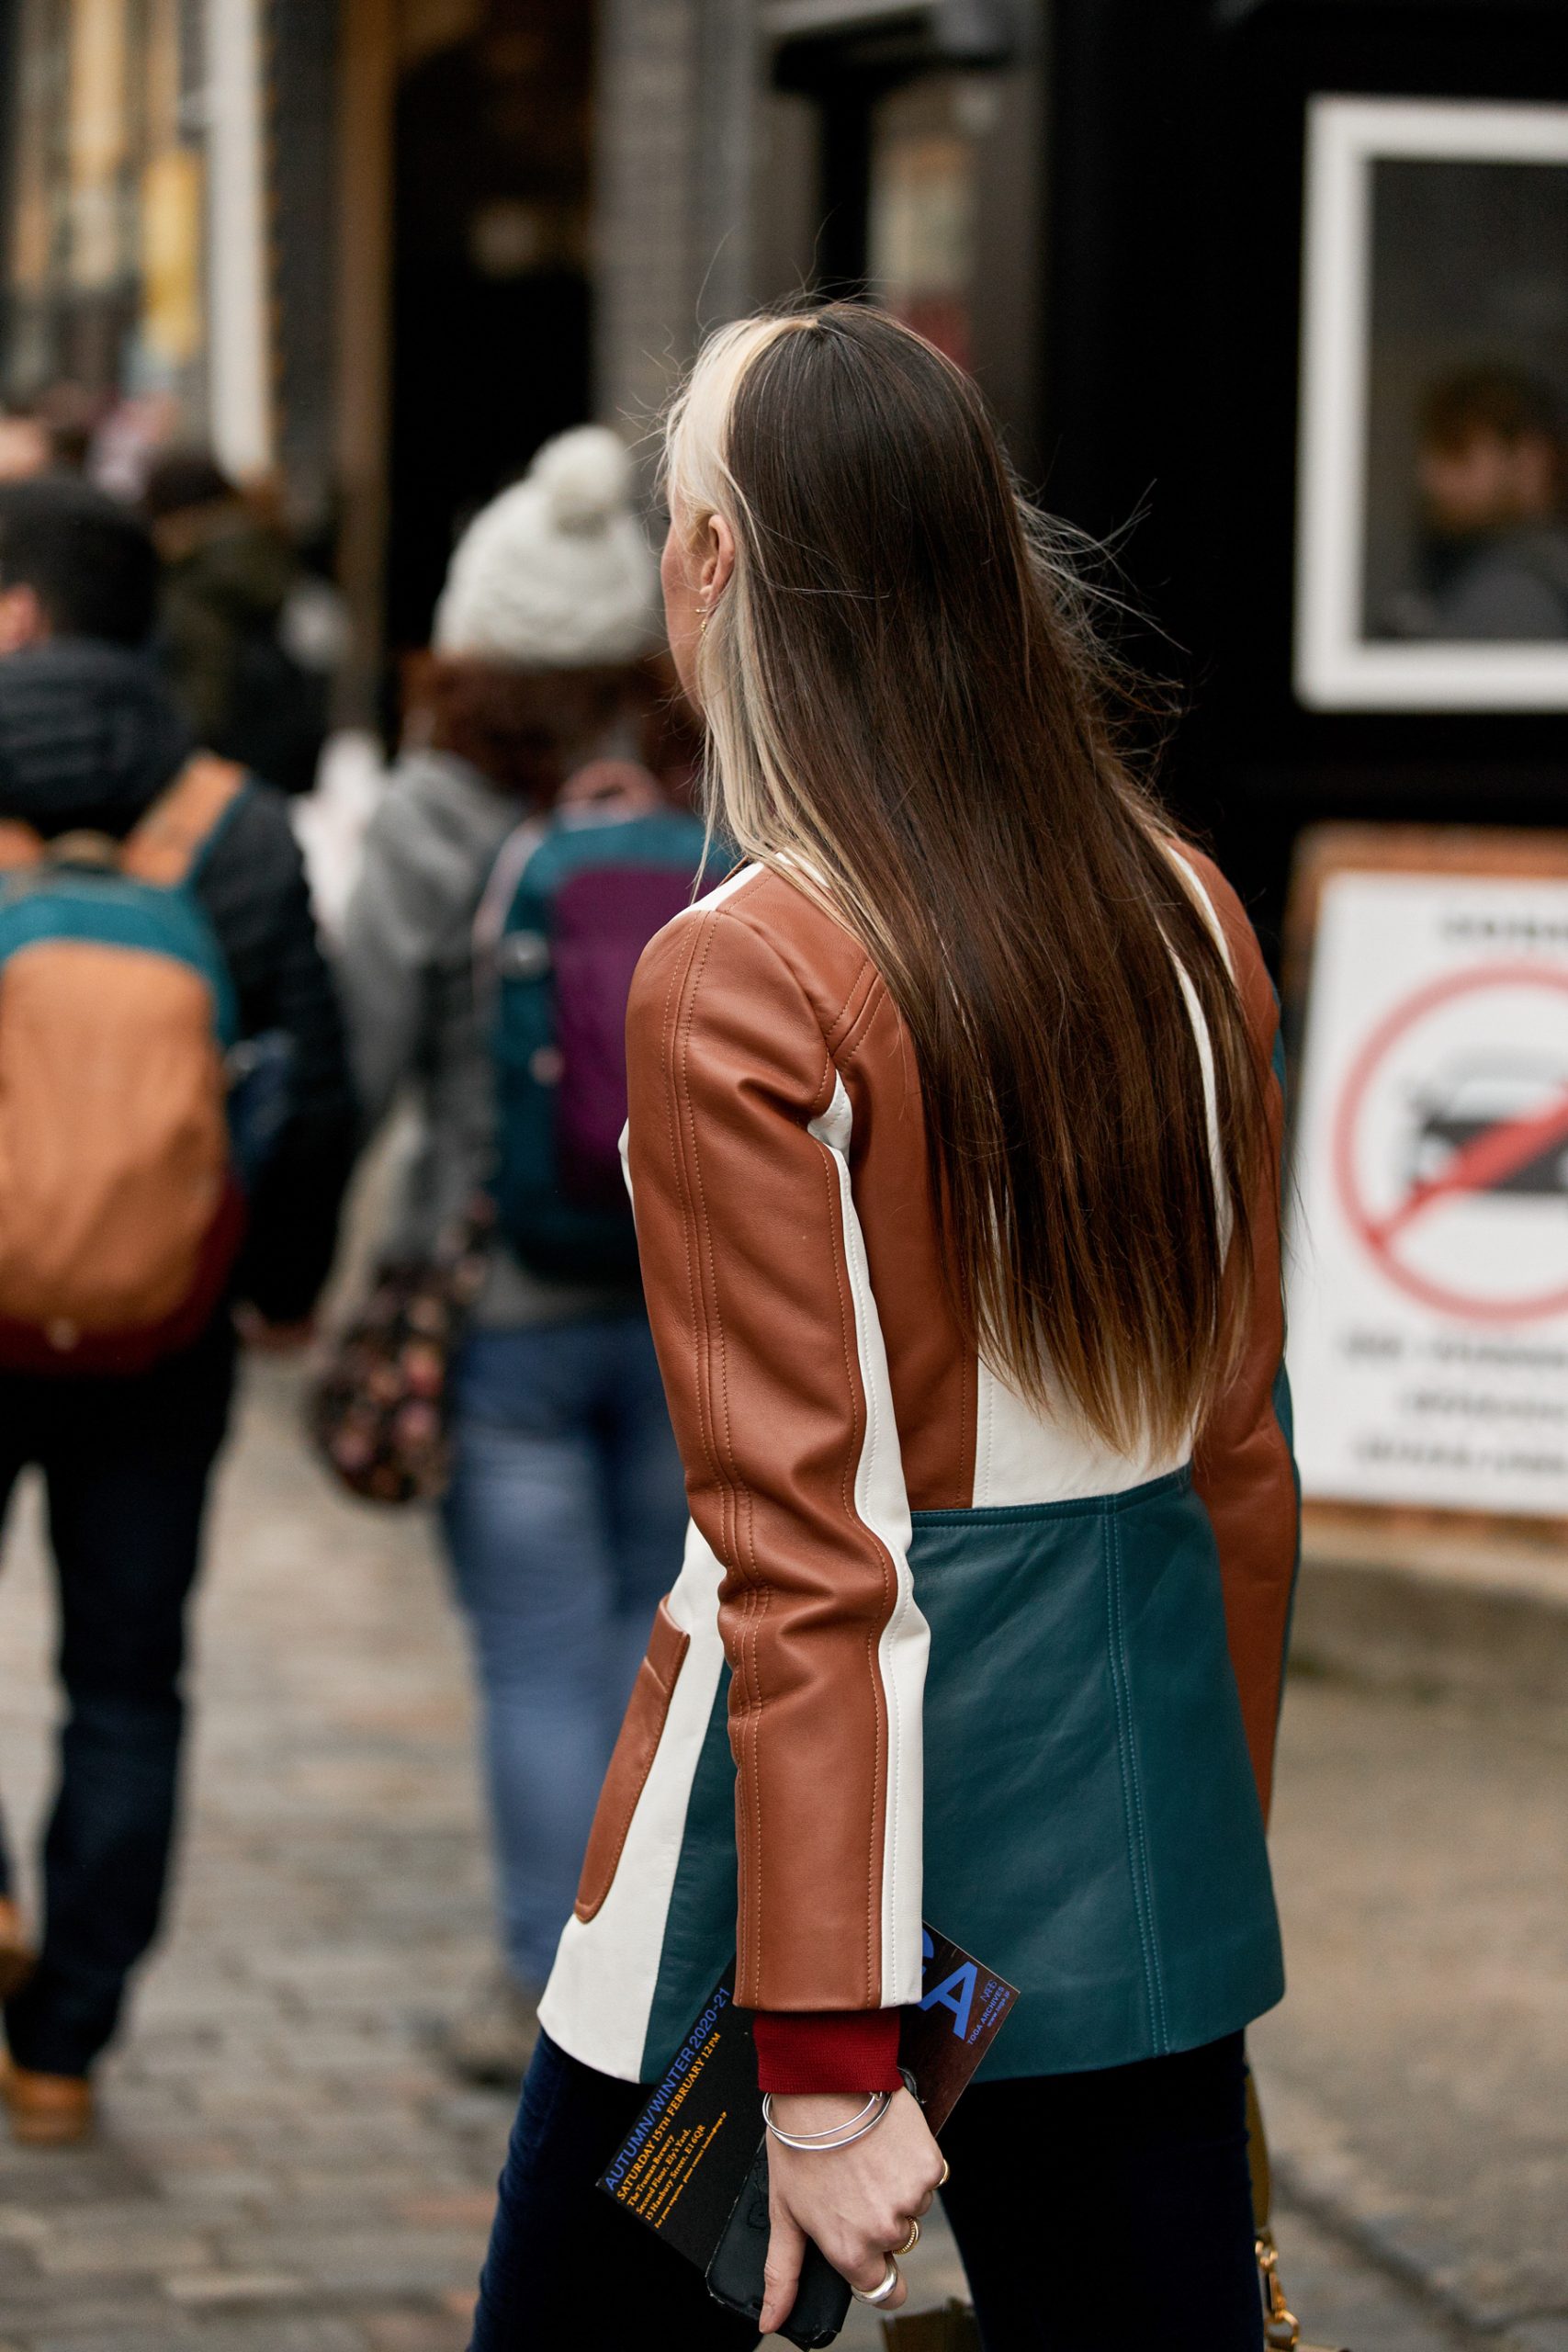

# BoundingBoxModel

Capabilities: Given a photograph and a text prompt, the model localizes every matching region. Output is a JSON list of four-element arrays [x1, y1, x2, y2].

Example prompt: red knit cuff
[[753, 2008, 904, 2097]]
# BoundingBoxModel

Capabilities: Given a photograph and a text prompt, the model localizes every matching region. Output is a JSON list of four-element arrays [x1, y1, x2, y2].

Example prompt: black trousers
[[468, 2028, 1263, 2351], [0, 1318, 235, 2075]]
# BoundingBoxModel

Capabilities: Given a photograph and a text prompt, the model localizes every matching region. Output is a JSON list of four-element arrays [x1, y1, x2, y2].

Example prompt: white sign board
[[1288, 864, 1568, 1517]]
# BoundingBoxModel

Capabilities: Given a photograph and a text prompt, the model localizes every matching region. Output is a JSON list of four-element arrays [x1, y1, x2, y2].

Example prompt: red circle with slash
[[1331, 961, 1568, 1324]]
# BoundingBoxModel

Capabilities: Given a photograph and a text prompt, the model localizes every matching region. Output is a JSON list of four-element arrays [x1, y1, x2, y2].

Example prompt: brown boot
[[0, 1898, 35, 2002], [0, 2053, 95, 2146]]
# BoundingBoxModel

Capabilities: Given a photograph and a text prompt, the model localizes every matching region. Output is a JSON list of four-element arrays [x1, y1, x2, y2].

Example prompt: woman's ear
[[701, 513, 737, 608]]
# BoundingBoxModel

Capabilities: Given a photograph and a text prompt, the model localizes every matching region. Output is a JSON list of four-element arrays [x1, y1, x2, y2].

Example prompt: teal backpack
[[477, 803, 716, 1281]]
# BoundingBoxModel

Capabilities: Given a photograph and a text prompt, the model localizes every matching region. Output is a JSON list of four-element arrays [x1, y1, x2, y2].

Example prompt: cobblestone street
[[1256, 1664, 1568, 2352], [0, 1365, 502, 2352], [0, 1363, 1561, 2350]]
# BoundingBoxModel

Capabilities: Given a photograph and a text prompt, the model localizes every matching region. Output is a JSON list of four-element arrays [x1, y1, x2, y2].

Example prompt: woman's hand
[[760, 2087, 945, 2335]]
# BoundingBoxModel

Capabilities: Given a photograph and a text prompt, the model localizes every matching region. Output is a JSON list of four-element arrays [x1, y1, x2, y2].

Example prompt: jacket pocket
[[574, 1598, 691, 1922]]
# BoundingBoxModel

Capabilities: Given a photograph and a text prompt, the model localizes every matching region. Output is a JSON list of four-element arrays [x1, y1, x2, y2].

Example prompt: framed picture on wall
[[1295, 96, 1568, 711]]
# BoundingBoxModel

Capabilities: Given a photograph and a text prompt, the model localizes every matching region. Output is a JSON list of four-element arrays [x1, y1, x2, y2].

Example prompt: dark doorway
[[387, 0, 593, 653], [764, 5, 1045, 481]]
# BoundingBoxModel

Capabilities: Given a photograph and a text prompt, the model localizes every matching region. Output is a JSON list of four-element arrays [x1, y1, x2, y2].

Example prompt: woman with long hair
[[467, 305, 1297, 2350]]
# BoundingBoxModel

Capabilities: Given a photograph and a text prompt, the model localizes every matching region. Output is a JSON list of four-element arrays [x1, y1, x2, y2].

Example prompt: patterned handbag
[[307, 1202, 492, 1505]]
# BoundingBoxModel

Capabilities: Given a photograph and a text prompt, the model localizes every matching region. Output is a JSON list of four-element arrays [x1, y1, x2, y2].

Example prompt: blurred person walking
[[468, 309, 1300, 2350], [0, 478, 357, 2143], [0, 386, 100, 484], [144, 452, 348, 797], [0, 413, 53, 483], [339, 428, 697, 2087]]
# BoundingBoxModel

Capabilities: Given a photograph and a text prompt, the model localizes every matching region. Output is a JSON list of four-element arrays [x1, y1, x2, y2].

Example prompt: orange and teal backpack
[[0, 757, 249, 1373]]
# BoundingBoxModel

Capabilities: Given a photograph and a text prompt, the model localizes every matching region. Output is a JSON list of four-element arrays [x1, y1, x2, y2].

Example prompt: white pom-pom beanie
[[432, 425, 659, 668]]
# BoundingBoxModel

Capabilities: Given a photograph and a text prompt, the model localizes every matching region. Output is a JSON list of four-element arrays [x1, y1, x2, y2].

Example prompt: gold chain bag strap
[[1247, 2075, 1351, 2352]]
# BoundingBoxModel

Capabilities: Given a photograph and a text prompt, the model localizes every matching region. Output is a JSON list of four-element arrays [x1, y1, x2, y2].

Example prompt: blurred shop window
[[760, 10, 1043, 475], [3, 0, 62, 400], [140, 148, 204, 379], [2, 0, 206, 465], [66, 0, 131, 321], [1365, 155, 1568, 646], [400, 0, 487, 74], [866, 74, 998, 373]]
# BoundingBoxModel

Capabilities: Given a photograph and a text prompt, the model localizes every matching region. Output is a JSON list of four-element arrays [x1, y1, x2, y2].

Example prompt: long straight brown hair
[[664, 304, 1269, 1456]]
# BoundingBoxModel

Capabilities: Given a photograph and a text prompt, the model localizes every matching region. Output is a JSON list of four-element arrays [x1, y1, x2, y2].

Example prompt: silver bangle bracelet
[[761, 2088, 883, 2142], [762, 2089, 894, 2153]]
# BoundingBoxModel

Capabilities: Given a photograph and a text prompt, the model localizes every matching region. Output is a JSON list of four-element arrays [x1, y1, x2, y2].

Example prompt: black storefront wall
[[271, 0, 340, 546], [386, 2, 592, 656], [1041, 0, 1568, 960]]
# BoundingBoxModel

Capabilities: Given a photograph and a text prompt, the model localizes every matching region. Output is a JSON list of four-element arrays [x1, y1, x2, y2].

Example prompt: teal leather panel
[[0, 873, 237, 1043], [638, 1670, 739, 2081], [1106, 1479, 1284, 2067], [915, 1489, 1153, 2073], [637, 1469, 1284, 2086], [917, 1472, 1282, 2080]]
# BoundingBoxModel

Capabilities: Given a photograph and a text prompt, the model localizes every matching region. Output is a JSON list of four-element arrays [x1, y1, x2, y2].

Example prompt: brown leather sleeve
[[1188, 853, 1301, 1823], [626, 898, 916, 2014]]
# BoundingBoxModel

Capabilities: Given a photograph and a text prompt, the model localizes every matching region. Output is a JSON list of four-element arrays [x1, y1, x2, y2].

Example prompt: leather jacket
[[540, 849, 1298, 2087]]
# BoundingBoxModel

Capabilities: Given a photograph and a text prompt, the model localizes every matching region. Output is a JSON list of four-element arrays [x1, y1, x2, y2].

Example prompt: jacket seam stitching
[[814, 1087, 886, 2007], [724, 900, 874, 1061], [848, 1084, 897, 2007], [666, 916, 766, 1984], [831, 969, 882, 1063], [911, 1465, 1193, 1524], [1104, 1505, 1168, 2052], [663, 920, 722, 1514], [976, 1364, 995, 1507], [572, 1615, 690, 1922]]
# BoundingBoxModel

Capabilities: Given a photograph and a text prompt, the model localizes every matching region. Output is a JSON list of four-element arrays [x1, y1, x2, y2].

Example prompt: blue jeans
[[441, 1314, 688, 1989]]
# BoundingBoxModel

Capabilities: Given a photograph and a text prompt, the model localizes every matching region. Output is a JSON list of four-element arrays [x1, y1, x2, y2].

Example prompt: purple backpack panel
[[551, 863, 702, 1207]]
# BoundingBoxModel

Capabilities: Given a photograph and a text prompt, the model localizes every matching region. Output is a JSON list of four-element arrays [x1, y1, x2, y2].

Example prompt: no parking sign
[[1287, 831, 1568, 1517]]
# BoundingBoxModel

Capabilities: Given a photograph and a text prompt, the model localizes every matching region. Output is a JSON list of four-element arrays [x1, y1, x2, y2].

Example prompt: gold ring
[[938, 2157, 951, 2187], [895, 2217, 921, 2256]]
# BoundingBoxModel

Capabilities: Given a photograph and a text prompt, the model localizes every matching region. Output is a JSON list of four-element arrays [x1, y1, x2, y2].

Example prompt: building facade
[[0, 0, 278, 479], [3, 0, 1565, 918]]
